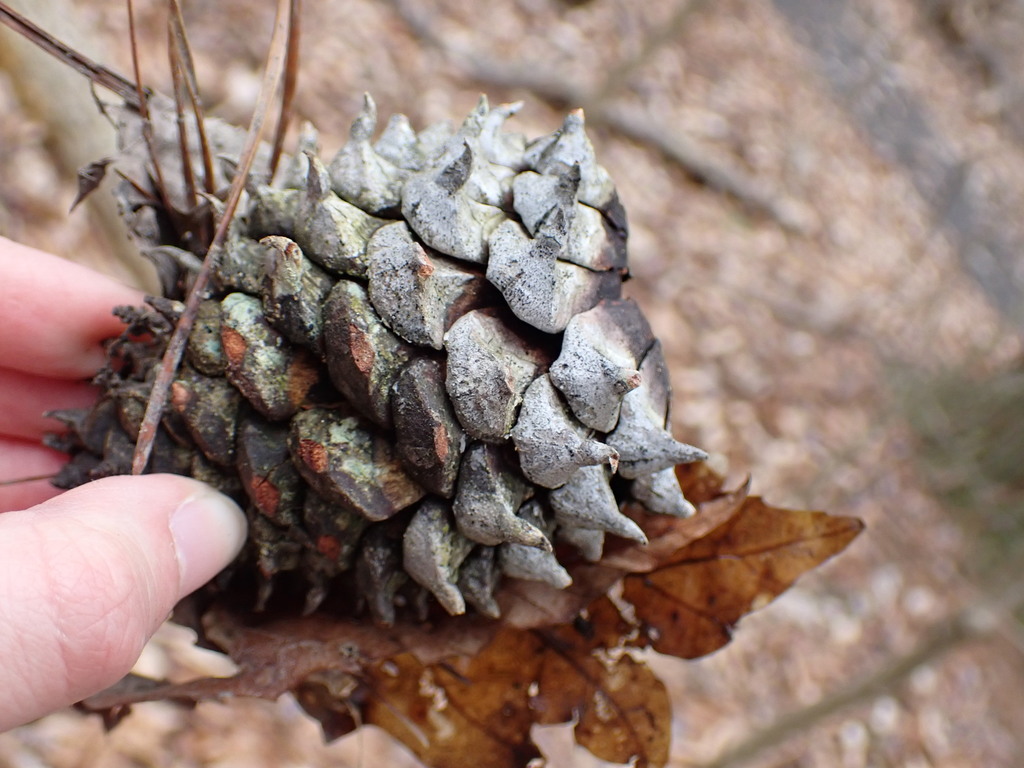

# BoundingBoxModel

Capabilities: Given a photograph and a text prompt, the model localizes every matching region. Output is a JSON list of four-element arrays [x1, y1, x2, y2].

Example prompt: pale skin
[[0, 237, 247, 730]]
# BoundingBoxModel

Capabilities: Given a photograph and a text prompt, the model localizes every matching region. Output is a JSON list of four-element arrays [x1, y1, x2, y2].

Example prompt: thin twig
[[169, 33, 199, 214], [389, 0, 814, 233], [267, 0, 301, 181], [0, 1, 139, 106], [168, 0, 215, 196], [132, 0, 294, 474], [126, 0, 174, 234]]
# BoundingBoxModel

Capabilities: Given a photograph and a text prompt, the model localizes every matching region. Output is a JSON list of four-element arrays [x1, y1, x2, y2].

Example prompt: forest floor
[[2, 1, 1024, 766]]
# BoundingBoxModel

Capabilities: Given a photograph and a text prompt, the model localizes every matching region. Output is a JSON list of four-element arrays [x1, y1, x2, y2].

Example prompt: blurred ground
[[2, 0, 1024, 766]]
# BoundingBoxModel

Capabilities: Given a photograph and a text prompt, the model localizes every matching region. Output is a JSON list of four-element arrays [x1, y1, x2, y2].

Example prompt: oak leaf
[[624, 496, 864, 659], [81, 464, 862, 768]]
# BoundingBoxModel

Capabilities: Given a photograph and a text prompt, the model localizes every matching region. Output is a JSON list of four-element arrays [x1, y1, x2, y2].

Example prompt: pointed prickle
[[366, 221, 492, 349], [511, 166, 579, 237], [401, 142, 505, 263], [453, 442, 548, 548], [279, 120, 320, 189], [549, 298, 654, 432], [303, 489, 372, 571], [322, 279, 413, 429], [608, 341, 708, 478], [329, 93, 408, 215], [610, 413, 706, 479], [457, 546, 501, 619], [260, 235, 334, 352], [435, 97, 510, 207], [43, 406, 92, 454], [170, 368, 241, 467], [236, 417, 304, 526], [375, 112, 421, 170], [511, 374, 617, 489], [498, 500, 571, 588], [49, 397, 117, 456], [356, 519, 407, 626], [479, 101, 526, 169], [486, 220, 621, 333], [632, 467, 697, 517], [296, 154, 389, 277], [220, 292, 320, 421], [290, 407, 424, 521], [352, 92, 378, 141], [301, 551, 333, 616], [304, 150, 332, 201], [437, 140, 472, 190], [255, 575, 275, 614], [444, 310, 545, 442], [524, 108, 616, 212], [558, 202, 627, 272], [557, 525, 605, 562], [460, 94, 489, 138], [550, 465, 648, 545], [392, 357, 466, 498], [402, 499, 475, 615]]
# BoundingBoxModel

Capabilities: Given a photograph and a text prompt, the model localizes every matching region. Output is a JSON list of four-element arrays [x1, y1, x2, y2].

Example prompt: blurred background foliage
[[899, 363, 1024, 585]]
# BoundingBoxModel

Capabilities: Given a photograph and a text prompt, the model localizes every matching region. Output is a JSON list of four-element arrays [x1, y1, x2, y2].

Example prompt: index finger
[[0, 238, 144, 378]]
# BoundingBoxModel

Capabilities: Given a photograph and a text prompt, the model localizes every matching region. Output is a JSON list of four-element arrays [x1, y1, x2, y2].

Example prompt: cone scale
[[51, 96, 708, 623]]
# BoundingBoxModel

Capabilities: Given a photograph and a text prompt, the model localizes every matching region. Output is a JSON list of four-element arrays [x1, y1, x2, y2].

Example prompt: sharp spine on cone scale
[[53, 96, 707, 624]]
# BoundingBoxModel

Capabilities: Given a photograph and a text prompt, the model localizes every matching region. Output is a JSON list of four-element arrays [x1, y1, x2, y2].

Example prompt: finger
[[0, 474, 247, 730], [0, 237, 143, 379], [0, 366, 100, 441], [0, 438, 66, 512]]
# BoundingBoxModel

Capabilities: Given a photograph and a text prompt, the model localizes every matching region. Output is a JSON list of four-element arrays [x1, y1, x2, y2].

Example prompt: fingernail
[[170, 489, 248, 596]]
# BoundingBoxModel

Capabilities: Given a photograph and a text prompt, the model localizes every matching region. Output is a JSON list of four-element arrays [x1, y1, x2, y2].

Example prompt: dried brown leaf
[[533, 597, 669, 766], [363, 617, 669, 768], [81, 475, 862, 768], [76, 450, 862, 768], [623, 497, 865, 659], [602, 479, 751, 573], [364, 634, 545, 768]]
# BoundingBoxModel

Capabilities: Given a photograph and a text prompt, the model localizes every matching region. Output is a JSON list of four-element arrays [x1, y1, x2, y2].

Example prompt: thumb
[[0, 474, 247, 730]]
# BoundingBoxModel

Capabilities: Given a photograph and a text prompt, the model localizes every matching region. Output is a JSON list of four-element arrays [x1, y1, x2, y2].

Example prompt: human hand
[[0, 237, 247, 730]]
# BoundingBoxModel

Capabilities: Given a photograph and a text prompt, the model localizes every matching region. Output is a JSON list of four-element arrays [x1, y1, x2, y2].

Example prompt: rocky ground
[[2, 0, 1023, 766]]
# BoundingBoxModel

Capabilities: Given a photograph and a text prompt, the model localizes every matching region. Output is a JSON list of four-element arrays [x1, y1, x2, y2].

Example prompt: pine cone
[[50, 95, 707, 623]]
